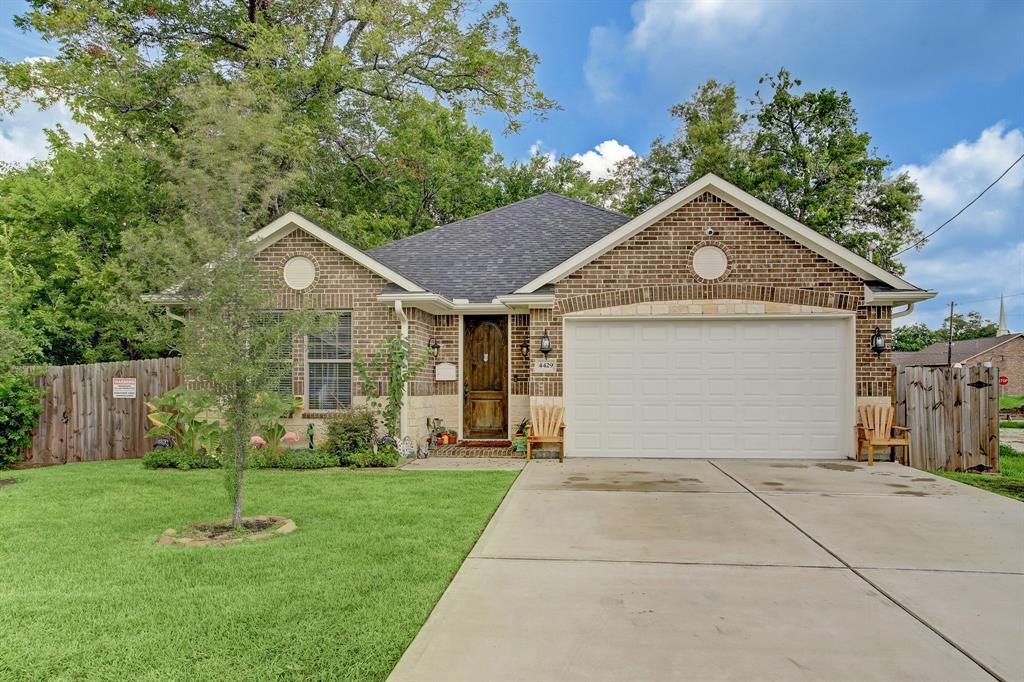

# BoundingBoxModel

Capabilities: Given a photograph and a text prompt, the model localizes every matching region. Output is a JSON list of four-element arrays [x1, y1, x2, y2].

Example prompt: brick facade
[[255, 191, 904, 446], [518, 192, 892, 401], [255, 228, 400, 409], [965, 336, 1023, 396]]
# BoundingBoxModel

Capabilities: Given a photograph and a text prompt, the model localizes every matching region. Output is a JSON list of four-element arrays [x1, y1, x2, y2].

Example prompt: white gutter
[[393, 300, 409, 442], [377, 292, 554, 314], [862, 285, 938, 306]]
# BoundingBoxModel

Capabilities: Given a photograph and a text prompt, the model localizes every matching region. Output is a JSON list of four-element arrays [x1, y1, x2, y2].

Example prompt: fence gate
[[23, 358, 182, 466], [893, 365, 1000, 472]]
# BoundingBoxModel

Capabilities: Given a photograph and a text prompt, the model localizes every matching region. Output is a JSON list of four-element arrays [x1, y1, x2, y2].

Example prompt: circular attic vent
[[283, 256, 316, 290], [692, 245, 728, 281]]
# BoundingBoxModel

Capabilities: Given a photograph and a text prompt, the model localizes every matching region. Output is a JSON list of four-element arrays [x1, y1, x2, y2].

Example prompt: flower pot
[[512, 436, 527, 452]]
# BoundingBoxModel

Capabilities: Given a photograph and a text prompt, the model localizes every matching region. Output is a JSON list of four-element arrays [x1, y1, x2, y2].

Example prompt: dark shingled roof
[[368, 193, 631, 301], [893, 334, 1021, 366]]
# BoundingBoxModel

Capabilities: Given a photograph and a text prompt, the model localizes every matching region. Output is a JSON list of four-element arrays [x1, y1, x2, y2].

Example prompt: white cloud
[[896, 123, 1024, 330], [584, 0, 783, 101], [571, 139, 636, 180], [629, 0, 769, 51], [527, 139, 556, 167], [0, 100, 89, 167]]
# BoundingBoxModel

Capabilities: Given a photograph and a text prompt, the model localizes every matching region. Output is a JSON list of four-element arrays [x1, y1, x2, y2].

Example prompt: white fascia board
[[252, 212, 424, 293], [515, 173, 922, 294], [492, 294, 555, 309], [376, 292, 510, 315], [862, 286, 938, 305]]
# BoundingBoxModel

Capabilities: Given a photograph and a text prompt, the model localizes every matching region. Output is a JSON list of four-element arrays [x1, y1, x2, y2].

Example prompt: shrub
[[0, 369, 44, 468], [252, 448, 337, 470], [142, 448, 221, 470], [144, 386, 220, 456], [348, 445, 401, 469], [325, 408, 376, 463]]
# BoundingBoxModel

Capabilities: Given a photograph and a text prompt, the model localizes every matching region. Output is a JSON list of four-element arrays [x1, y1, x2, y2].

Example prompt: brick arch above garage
[[556, 284, 859, 317]]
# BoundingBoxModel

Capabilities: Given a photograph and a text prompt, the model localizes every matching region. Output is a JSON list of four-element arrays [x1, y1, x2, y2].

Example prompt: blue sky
[[1, 0, 1022, 331]]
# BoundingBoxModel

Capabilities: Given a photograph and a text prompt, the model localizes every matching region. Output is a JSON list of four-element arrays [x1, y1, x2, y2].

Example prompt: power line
[[895, 151, 1024, 256], [954, 291, 1024, 306]]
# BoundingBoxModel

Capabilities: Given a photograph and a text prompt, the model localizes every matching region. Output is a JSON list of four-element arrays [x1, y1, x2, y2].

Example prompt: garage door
[[565, 318, 852, 458]]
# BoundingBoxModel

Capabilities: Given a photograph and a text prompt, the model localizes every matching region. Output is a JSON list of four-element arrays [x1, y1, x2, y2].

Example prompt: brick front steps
[[431, 444, 522, 458]]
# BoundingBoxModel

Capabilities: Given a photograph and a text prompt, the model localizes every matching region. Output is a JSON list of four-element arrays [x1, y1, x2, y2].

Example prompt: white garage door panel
[[566, 318, 851, 459]]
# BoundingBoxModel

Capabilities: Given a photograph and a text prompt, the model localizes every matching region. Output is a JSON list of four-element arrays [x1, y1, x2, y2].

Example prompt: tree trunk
[[231, 456, 245, 527], [229, 401, 249, 528]]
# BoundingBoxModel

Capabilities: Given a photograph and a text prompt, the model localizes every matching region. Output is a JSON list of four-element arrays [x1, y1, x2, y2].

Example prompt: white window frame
[[304, 310, 353, 412]]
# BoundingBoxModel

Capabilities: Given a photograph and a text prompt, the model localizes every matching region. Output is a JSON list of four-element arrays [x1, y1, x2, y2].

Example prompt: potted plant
[[512, 417, 529, 452]]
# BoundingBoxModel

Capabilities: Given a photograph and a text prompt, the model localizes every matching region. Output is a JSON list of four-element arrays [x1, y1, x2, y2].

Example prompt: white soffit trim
[[514, 173, 922, 294], [251, 212, 424, 293]]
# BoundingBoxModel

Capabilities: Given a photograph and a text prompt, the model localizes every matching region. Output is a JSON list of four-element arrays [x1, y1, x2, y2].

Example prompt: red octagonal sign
[[999, 375, 1009, 386]]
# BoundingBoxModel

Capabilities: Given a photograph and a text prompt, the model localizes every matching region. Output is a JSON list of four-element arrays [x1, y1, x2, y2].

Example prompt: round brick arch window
[[692, 245, 728, 280]]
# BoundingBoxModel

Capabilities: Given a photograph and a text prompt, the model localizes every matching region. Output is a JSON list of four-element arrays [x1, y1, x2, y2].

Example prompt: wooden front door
[[463, 315, 508, 439]]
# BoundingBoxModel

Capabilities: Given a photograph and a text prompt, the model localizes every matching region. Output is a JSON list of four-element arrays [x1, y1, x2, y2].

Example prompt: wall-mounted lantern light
[[869, 327, 886, 355], [520, 339, 530, 358], [427, 337, 441, 358], [540, 328, 552, 357]]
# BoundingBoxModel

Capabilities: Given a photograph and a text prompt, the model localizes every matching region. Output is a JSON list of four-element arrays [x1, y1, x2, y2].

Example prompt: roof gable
[[251, 212, 424, 293], [514, 174, 927, 296]]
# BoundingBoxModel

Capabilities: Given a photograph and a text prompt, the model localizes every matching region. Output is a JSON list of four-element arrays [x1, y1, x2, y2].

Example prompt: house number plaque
[[534, 360, 556, 374]]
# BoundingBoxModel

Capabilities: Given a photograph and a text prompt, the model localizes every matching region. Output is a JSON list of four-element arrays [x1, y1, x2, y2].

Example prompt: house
[[894, 334, 1023, 395], [167, 174, 938, 458]]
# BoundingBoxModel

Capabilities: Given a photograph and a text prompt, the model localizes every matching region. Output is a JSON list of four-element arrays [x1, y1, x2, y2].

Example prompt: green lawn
[[932, 445, 1024, 502], [1000, 394, 1024, 411], [0, 460, 517, 681]]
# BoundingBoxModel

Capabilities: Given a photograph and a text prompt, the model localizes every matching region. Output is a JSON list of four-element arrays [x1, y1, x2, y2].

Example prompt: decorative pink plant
[[281, 431, 299, 443], [249, 435, 268, 447]]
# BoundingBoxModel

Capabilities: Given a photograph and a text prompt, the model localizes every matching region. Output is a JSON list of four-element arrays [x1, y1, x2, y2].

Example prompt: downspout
[[891, 303, 914, 319], [394, 300, 409, 442], [164, 306, 187, 324]]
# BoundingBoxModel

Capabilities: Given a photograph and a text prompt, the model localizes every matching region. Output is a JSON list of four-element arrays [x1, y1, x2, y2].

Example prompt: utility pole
[[946, 300, 955, 367]]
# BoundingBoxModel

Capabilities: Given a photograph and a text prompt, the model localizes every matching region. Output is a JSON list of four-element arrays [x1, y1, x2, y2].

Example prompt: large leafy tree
[[489, 152, 618, 208], [893, 311, 999, 352], [0, 135, 168, 364], [2, 0, 554, 143], [613, 71, 923, 274]]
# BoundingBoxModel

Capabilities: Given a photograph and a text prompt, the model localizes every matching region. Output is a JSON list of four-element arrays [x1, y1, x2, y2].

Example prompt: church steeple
[[997, 294, 1010, 336]]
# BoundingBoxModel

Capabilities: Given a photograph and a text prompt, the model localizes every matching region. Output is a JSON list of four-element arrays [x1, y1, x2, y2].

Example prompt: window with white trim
[[307, 312, 352, 410]]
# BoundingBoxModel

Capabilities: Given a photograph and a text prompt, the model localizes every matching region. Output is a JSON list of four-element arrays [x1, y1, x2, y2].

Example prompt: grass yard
[[932, 445, 1024, 502], [1000, 394, 1024, 411], [0, 460, 518, 681]]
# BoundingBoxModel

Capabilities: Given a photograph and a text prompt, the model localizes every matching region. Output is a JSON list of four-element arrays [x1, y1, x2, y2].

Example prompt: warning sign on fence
[[112, 377, 137, 399]]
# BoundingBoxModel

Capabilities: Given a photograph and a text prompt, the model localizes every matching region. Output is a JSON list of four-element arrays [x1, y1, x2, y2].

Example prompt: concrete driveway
[[389, 459, 1024, 682]]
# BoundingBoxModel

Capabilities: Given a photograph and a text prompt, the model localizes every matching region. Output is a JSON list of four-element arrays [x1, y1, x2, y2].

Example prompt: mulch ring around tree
[[0, 478, 16, 488], [158, 515, 296, 547]]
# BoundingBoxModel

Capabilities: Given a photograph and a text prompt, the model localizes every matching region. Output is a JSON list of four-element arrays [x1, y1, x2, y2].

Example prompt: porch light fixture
[[869, 327, 886, 355], [539, 328, 552, 357], [427, 337, 441, 358], [520, 339, 530, 358]]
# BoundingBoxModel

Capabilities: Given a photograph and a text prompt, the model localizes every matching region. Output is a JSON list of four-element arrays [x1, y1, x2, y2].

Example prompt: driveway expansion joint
[[709, 461, 1007, 682]]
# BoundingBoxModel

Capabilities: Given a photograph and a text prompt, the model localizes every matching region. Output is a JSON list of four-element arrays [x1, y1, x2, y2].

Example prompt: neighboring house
[[154, 174, 936, 458], [894, 334, 1023, 395]]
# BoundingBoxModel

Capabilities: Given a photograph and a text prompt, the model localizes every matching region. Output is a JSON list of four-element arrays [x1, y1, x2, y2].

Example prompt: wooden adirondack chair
[[527, 405, 565, 462], [855, 404, 910, 466]]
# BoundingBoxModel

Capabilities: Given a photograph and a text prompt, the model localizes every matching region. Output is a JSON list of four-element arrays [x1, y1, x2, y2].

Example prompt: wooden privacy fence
[[22, 358, 182, 466], [893, 365, 1000, 472]]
